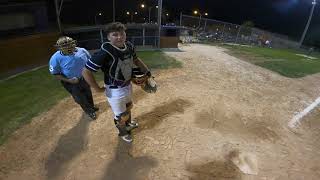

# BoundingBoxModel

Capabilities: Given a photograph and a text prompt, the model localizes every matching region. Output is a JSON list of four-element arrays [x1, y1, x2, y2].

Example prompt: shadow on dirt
[[44, 90, 150, 179], [45, 114, 90, 180], [101, 139, 157, 180], [134, 98, 193, 133]]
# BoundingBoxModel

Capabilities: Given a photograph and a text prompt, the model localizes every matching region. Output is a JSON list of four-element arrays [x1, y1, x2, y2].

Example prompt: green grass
[[138, 51, 182, 69], [0, 51, 181, 145], [0, 68, 69, 144], [222, 44, 320, 78]]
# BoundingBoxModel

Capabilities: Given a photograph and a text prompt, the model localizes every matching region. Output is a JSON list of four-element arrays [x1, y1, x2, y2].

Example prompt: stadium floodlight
[[126, 11, 138, 22], [94, 12, 102, 25], [193, 10, 207, 28], [299, 0, 317, 47], [141, 3, 159, 23]]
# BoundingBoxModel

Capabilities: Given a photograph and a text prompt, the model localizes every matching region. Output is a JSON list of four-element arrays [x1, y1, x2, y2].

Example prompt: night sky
[[7, 0, 320, 42]]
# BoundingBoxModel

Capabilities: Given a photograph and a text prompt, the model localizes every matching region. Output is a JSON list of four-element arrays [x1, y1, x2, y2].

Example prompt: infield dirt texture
[[1, 44, 320, 180]]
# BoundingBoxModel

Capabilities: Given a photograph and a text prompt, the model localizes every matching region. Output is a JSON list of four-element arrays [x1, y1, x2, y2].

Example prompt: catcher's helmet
[[131, 68, 148, 86], [55, 36, 77, 55]]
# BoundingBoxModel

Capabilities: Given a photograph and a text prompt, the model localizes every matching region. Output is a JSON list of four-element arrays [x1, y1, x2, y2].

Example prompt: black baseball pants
[[61, 77, 95, 114]]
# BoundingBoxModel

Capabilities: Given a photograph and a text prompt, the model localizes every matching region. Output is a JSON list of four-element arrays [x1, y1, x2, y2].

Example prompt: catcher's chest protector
[[101, 42, 134, 82]]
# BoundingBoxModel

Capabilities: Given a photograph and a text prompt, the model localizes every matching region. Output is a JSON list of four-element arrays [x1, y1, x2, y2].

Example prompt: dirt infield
[[1, 44, 320, 180]]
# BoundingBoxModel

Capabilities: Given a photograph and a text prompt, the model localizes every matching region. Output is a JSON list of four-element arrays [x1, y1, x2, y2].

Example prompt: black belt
[[61, 76, 84, 85], [109, 85, 119, 89], [108, 81, 130, 89]]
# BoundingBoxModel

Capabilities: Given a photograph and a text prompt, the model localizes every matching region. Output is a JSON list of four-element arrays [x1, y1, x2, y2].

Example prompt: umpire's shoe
[[87, 112, 97, 120]]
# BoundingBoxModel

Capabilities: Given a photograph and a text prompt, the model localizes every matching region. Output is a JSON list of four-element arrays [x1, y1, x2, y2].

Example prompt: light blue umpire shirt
[[49, 47, 91, 79]]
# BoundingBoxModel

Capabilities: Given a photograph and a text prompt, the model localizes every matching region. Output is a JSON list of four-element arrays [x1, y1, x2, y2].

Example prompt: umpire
[[49, 36, 98, 120]]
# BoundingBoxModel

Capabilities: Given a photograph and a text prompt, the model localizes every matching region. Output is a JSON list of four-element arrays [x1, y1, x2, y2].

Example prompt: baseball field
[[1, 44, 319, 179]]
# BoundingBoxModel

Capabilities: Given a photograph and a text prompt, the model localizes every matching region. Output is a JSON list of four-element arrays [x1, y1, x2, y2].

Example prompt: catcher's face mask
[[55, 36, 77, 55]]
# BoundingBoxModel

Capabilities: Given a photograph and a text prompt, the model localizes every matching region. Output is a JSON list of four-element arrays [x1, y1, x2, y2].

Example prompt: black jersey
[[85, 41, 137, 86]]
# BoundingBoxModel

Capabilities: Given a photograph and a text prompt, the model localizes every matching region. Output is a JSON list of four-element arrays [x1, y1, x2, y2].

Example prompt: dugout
[[0, 33, 59, 79], [160, 26, 180, 48]]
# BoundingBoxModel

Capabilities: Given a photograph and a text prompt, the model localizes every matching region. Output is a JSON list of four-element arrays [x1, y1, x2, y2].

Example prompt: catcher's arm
[[133, 57, 152, 77], [82, 68, 105, 92]]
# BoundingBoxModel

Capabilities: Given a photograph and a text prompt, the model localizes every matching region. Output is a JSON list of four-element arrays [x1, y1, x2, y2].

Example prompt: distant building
[[0, 1, 49, 39]]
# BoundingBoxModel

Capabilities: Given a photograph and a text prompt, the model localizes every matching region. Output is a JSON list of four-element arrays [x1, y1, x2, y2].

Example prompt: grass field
[[222, 44, 320, 78], [0, 51, 181, 145]]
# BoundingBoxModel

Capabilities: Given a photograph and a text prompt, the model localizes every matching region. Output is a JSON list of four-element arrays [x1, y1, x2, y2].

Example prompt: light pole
[[140, 4, 146, 23], [113, 0, 115, 22], [299, 0, 317, 47], [54, 0, 63, 32], [95, 12, 102, 25], [148, 7, 152, 23], [148, 6, 159, 23], [193, 11, 208, 29], [157, 0, 163, 48], [94, 12, 103, 43]]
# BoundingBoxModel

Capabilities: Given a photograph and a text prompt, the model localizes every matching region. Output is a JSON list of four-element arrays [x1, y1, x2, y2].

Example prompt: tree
[[241, 21, 254, 36]]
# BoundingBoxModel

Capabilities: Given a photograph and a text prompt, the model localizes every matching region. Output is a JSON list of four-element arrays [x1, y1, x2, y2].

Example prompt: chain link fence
[[180, 14, 300, 49], [63, 24, 159, 50]]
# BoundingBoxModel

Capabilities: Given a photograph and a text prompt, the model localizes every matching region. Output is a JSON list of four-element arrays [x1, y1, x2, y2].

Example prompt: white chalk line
[[288, 97, 320, 128]]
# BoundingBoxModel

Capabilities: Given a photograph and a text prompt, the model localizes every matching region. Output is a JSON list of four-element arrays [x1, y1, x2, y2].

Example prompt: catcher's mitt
[[132, 68, 148, 86], [131, 67, 157, 93], [142, 77, 157, 93]]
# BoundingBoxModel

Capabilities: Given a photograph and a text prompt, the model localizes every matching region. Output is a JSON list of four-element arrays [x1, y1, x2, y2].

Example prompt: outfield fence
[[179, 14, 301, 49]]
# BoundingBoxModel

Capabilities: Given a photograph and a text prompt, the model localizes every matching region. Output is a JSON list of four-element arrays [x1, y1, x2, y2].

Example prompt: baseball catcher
[[82, 22, 155, 143]]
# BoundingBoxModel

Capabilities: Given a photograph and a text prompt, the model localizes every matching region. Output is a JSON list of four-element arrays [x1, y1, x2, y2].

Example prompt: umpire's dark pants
[[61, 78, 95, 114]]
